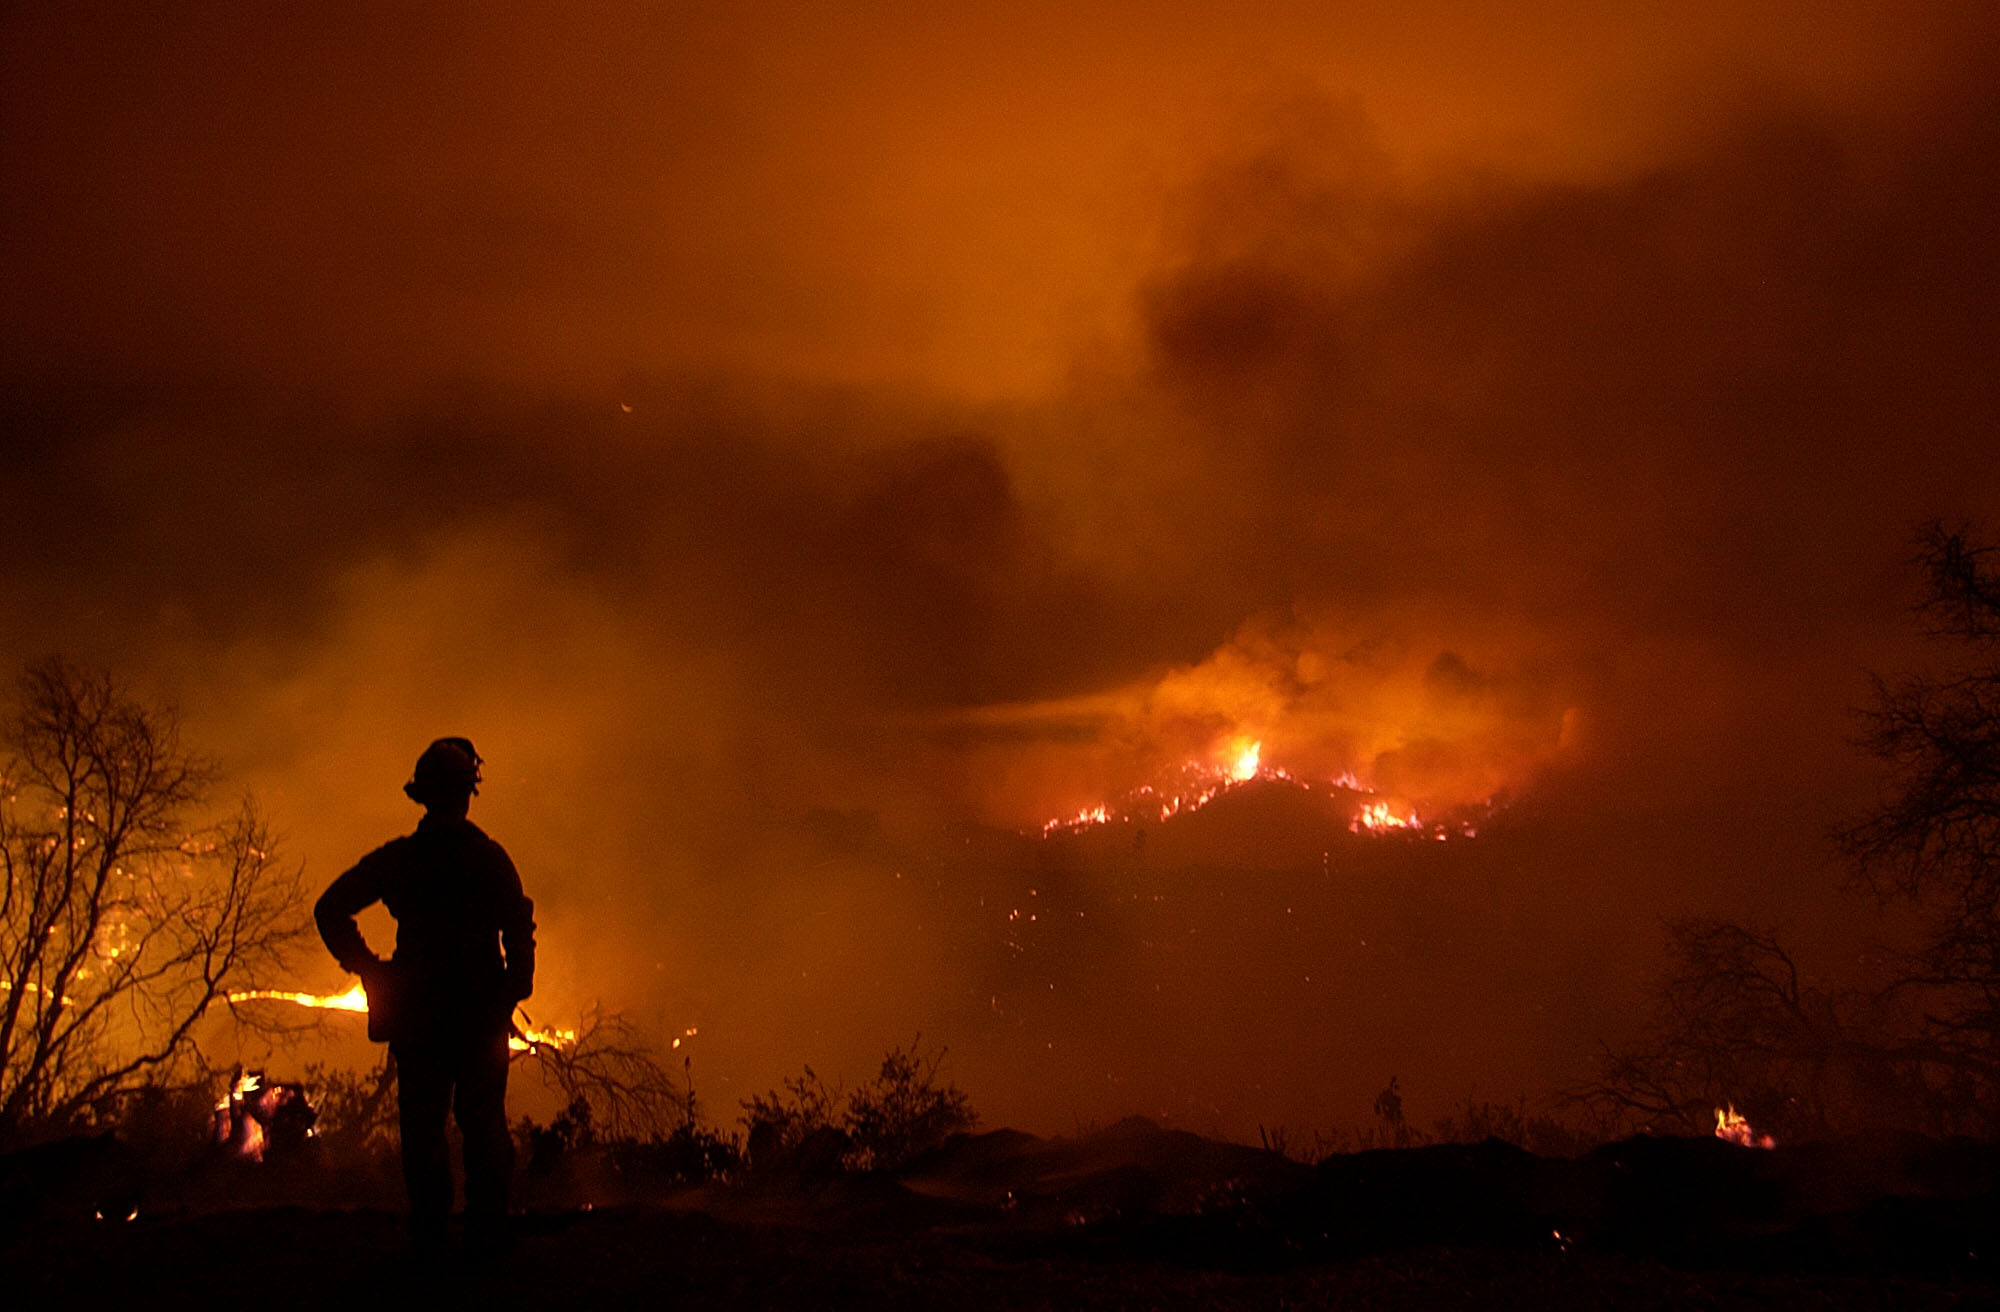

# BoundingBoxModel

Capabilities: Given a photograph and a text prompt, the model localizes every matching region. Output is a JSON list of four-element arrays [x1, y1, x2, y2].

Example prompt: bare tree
[[518, 1007, 690, 1142], [1585, 526, 2000, 1140], [0, 659, 308, 1144], [1576, 918, 1936, 1138], [1838, 523, 2000, 1121]]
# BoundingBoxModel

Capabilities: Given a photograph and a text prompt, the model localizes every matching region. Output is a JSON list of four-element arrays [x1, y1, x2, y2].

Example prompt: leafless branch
[[0, 659, 311, 1143], [516, 1006, 690, 1143]]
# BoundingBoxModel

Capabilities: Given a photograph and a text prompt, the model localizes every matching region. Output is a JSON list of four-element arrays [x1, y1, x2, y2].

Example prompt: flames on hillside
[[1038, 736, 1486, 841], [963, 613, 1576, 846]]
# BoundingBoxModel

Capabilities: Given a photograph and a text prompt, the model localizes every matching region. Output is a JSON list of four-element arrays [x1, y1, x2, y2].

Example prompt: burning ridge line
[[1037, 739, 1486, 840]]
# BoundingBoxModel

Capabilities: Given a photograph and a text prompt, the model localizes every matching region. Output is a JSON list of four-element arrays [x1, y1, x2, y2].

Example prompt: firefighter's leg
[[456, 1026, 515, 1236], [393, 1042, 455, 1247]]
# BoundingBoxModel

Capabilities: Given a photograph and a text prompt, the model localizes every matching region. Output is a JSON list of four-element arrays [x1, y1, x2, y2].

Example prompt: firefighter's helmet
[[404, 737, 483, 804]]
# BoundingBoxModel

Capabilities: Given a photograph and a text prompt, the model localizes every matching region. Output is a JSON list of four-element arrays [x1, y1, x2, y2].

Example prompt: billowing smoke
[[5, 4, 1999, 1135], [943, 607, 1578, 827]]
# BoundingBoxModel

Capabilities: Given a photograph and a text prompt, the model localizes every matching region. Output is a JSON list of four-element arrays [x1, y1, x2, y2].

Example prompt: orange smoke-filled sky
[[5, 1, 1979, 396], [5, 2, 1999, 1134]]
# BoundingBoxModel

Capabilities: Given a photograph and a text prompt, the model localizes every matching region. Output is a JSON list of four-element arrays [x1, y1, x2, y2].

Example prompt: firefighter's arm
[[314, 850, 391, 977], [499, 855, 536, 1001]]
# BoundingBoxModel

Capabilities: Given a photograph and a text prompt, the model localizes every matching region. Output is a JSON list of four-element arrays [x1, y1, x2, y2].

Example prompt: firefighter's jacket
[[315, 814, 534, 1044]]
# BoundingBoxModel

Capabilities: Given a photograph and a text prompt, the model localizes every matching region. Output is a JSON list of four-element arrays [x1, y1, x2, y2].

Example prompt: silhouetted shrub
[[742, 1040, 976, 1173], [1430, 1095, 1593, 1158], [519, 1095, 598, 1176], [304, 1058, 398, 1160], [843, 1039, 975, 1170], [611, 1120, 742, 1184], [742, 1065, 843, 1168]]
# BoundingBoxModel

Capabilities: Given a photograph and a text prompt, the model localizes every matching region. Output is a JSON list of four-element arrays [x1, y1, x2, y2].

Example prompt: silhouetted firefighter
[[315, 738, 535, 1256]]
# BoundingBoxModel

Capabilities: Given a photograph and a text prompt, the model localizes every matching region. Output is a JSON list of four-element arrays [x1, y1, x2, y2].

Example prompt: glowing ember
[[1714, 1104, 1776, 1149]]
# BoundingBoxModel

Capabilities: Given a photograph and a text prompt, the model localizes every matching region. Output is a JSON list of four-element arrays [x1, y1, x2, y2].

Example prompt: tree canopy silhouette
[[0, 659, 307, 1144], [1837, 523, 2000, 1120], [1589, 525, 2000, 1138]]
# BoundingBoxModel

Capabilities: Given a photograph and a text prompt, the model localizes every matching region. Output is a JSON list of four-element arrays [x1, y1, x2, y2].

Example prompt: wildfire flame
[[1224, 738, 1261, 784], [1041, 804, 1111, 834], [210, 1069, 312, 1162], [509, 1017, 579, 1052], [228, 981, 369, 1013], [213, 1071, 269, 1162], [228, 979, 577, 1052], [1351, 800, 1421, 833], [1038, 737, 1485, 840], [1714, 1104, 1776, 1149], [1041, 739, 1283, 834]]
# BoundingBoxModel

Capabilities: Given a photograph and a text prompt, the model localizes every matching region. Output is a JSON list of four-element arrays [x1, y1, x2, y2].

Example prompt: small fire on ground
[[1714, 1105, 1777, 1149], [211, 1069, 314, 1162]]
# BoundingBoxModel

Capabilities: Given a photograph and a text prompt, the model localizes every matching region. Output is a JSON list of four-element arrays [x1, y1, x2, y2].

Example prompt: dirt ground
[[13, 1203, 1997, 1312], [15, 1123, 2000, 1309]]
